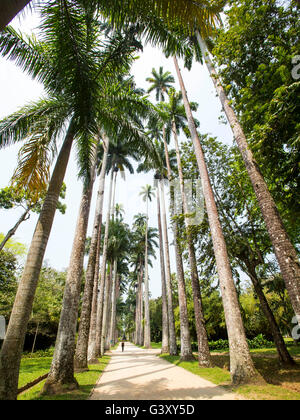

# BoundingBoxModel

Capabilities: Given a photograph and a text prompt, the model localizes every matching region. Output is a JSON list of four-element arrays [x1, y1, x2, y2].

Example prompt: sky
[[0, 9, 234, 299]]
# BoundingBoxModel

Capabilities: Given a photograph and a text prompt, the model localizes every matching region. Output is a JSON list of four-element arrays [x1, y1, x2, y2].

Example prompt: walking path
[[89, 342, 242, 400]]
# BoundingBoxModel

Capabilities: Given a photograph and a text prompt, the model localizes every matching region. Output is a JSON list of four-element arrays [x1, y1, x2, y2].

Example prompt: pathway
[[89, 342, 242, 400]]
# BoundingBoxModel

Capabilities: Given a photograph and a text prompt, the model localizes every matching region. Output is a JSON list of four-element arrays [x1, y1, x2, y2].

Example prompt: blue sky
[[0, 9, 234, 298]]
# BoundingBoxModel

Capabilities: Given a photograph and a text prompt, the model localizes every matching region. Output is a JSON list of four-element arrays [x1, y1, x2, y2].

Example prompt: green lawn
[[160, 351, 300, 400], [19, 357, 52, 389], [18, 355, 110, 400]]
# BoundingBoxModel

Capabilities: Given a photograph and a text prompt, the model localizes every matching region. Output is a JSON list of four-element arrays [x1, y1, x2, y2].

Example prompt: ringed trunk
[[174, 56, 259, 384], [43, 153, 97, 394], [197, 35, 300, 323], [74, 137, 109, 370], [0, 124, 75, 400]]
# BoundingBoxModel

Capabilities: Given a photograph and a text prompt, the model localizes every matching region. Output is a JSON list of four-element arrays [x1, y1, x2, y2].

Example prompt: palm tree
[[139, 184, 155, 348], [95, 132, 158, 357], [173, 56, 259, 383], [131, 215, 158, 346], [146, 67, 175, 102], [0, 4, 150, 399], [146, 72, 181, 357], [156, 90, 195, 361], [43, 146, 98, 393], [0, 0, 221, 34], [196, 36, 300, 325], [74, 134, 109, 369], [162, 87, 212, 367], [137, 139, 177, 355]]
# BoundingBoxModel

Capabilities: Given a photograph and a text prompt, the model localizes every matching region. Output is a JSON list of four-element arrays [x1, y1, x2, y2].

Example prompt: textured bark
[[174, 56, 258, 383], [159, 180, 177, 355], [197, 35, 300, 322], [144, 197, 151, 349], [246, 263, 294, 365], [157, 188, 169, 354], [95, 167, 114, 356], [135, 266, 144, 346], [139, 280, 144, 345], [0, 0, 31, 30], [172, 121, 211, 367], [74, 138, 108, 370], [43, 155, 96, 394], [103, 268, 113, 351], [0, 207, 31, 252], [162, 125, 193, 360], [109, 264, 118, 346], [171, 195, 194, 361], [0, 124, 74, 400]]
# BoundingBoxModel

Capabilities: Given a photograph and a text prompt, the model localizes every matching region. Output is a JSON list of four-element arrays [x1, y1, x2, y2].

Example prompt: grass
[[19, 357, 52, 389], [136, 341, 163, 349], [18, 355, 110, 400], [160, 349, 300, 400]]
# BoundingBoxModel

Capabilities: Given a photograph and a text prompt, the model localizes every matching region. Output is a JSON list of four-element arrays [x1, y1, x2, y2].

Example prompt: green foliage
[[0, 234, 27, 257], [0, 250, 18, 319], [213, 0, 300, 240], [22, 347, 55, 359], [202, 335, 274, 352]]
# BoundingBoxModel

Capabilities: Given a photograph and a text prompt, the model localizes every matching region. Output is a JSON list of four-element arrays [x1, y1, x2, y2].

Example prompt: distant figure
[[121, 341, 125, 352]]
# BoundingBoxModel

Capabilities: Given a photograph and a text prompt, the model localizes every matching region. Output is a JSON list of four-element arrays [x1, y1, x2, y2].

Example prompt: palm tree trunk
[[172, 120, 212, 367], [0, 207, 31, 252], [95, 167, 115, 356], [103, 267, 113, 351], [0, 0, 31, 30], [245, 262, 294, 366], [74, 137, 109, 370], [144, 197, 151, 348], [109, 260, 118, 346], [43, 152, 97, 394], [139, 279, 144, 345], [197, 35, 300, 323], [136, 266, 144, 346], [171, 194, 194, 361], [162, 126, 193, 361], [156, 186, 169, 353], [0, 123, 75, 401], [159, 180, 177, 355], [173, 56, 259, 384], [101, 169, 117, 354]]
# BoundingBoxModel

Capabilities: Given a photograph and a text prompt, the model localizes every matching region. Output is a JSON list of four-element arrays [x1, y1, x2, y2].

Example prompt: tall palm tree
[[196, 36, 300, 325], [95, 133, 158, 357], [137, 139, 177, 355], [173, 56, 259, 383], [146, 72, 181, 357], [146, 67, 175, 102], [0, 4, 149, 399], [162, 87, 212, 367], [0, 0, 222, 34], [155, 90, 195, 361], [74, 134, 109, 369], [43, 145, 98, 393], [139, 184, 155, 349], [131, 215, 158, 346]]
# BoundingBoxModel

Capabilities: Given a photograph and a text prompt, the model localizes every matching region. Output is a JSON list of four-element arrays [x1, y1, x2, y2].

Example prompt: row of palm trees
[[0, 0, 299, 400]]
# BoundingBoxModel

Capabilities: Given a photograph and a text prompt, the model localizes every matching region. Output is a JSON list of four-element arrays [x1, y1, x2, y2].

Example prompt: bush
[[247, 334, 274, 349], [190, 335, 275, 352], [22, 347, 55, 359]]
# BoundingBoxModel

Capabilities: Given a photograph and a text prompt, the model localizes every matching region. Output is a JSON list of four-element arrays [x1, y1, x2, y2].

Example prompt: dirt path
[[89, 342, 242, 400]]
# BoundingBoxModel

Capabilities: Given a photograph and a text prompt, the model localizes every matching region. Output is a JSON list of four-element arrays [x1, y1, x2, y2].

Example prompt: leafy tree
[[0, 184, 66, 251]]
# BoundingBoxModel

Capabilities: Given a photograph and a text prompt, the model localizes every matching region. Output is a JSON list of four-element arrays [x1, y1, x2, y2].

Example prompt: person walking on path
[[121, 341, 125, 352]]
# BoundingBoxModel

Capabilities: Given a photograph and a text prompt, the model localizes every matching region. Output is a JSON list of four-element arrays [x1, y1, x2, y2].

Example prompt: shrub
[[22, 347, 55, 359]]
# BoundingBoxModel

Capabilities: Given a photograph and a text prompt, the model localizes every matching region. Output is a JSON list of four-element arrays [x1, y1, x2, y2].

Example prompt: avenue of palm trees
[[0, 0, 299, 401]]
